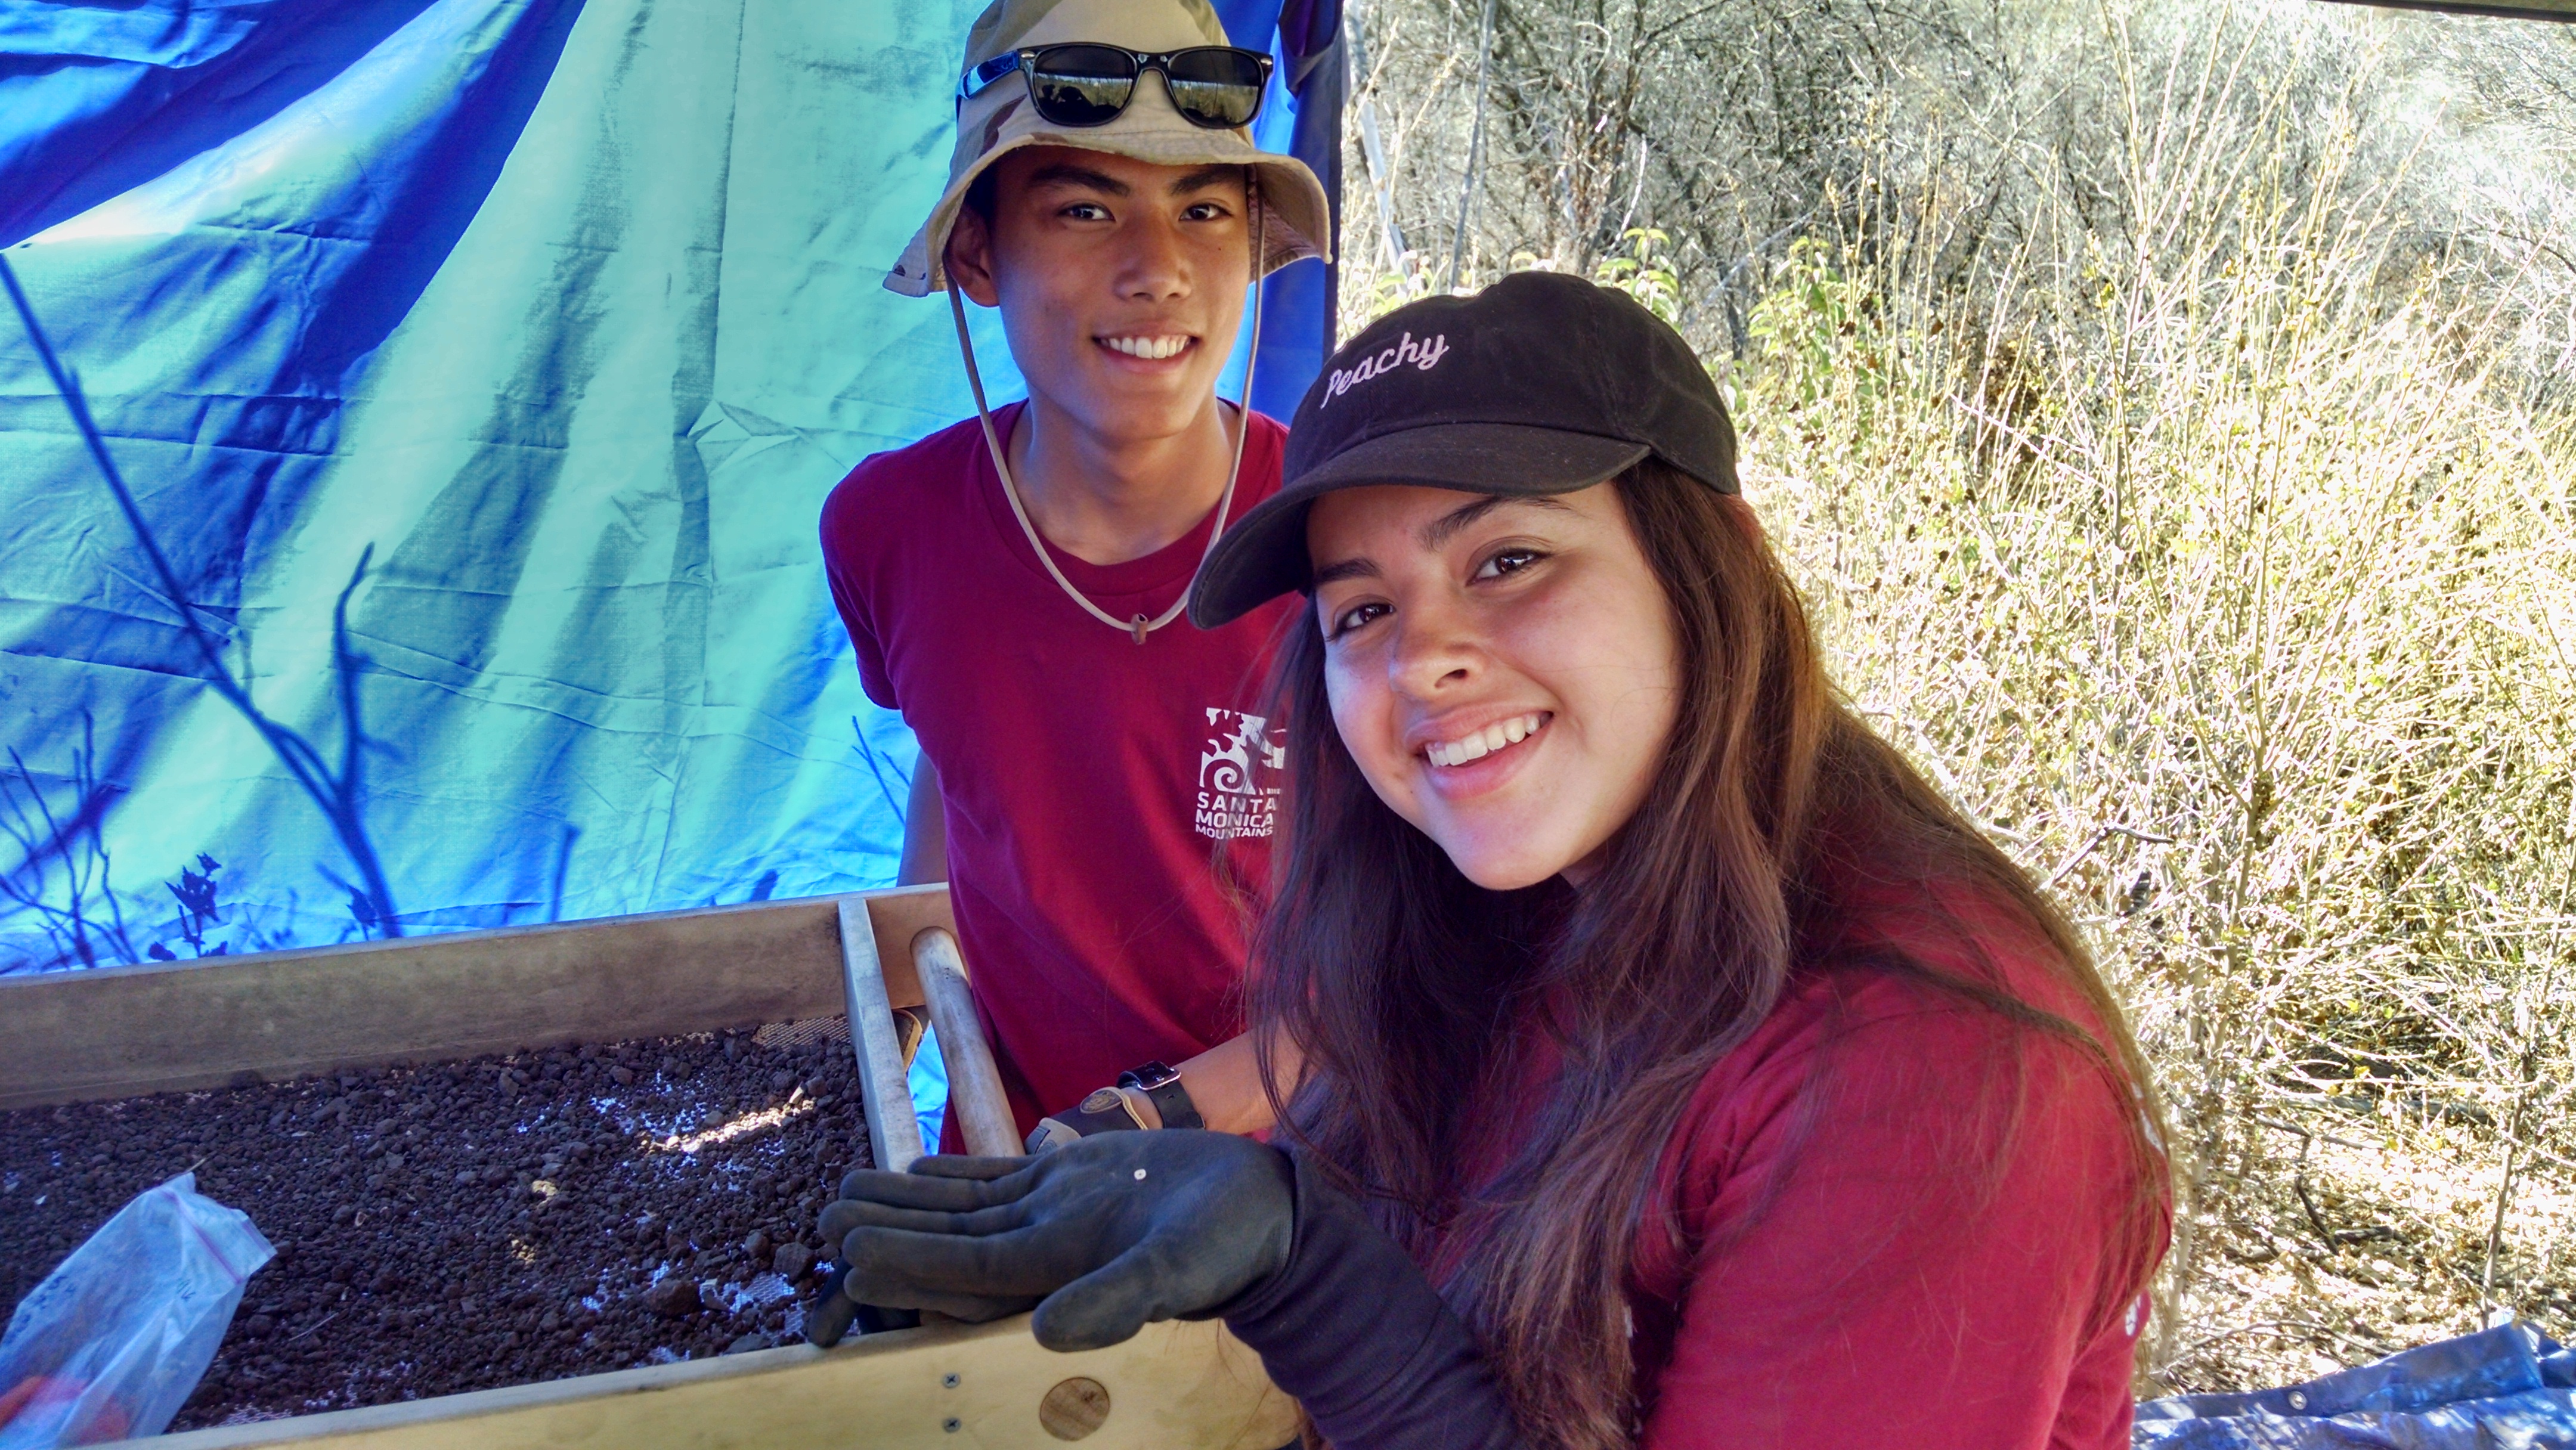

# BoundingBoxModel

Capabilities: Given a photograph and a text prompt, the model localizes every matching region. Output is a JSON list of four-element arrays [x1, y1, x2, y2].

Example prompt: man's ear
[[946, 205, 1004, 308]]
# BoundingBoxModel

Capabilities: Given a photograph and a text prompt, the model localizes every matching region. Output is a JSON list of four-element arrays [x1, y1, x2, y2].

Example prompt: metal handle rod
[[912, 927, 1021, 1157]]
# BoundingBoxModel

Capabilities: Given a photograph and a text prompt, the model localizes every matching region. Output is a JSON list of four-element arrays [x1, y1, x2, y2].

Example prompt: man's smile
[[1097, 333, 1196, 361]]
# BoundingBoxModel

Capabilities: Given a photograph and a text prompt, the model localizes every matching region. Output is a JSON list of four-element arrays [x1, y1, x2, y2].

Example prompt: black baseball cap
[[1188, 269, 1738, 628]]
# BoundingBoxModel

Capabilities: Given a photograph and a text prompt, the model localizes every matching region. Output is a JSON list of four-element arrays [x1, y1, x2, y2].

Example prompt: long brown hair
[[1250, 458, 2168, 1450]]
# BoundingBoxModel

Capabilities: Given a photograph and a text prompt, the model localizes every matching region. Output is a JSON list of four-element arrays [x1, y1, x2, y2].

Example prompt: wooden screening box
[[0, 886, 1295, 1450]]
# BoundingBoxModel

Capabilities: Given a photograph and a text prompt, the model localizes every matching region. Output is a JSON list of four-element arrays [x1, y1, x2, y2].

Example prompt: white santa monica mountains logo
[[1196, 708, 1283, 841], [1317, 331, 1450, 409]]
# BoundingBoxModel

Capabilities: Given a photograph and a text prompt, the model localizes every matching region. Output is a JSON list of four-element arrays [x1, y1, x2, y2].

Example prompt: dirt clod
[[642, 1278, 702, 1318], [772, 1241, 815, 1282]]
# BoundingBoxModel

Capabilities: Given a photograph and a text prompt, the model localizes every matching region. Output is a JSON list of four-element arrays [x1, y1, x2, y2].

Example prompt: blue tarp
[[0, 0, 1341, 969], [2137, 1325, 2576, 1448]]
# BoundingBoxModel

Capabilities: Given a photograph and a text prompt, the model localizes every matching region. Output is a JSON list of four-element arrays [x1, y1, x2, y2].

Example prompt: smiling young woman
[[819, 272, 2171, 1450], [1302, 483, 1683, 890], [1254, 443, 2173, 1448]]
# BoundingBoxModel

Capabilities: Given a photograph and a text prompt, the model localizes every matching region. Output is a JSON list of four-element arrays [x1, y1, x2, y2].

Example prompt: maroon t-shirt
[[820, 404, 1295, 1132]]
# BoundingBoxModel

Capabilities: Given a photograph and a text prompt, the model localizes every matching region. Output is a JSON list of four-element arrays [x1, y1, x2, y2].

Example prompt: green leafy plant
[[1589, 228, 1683, 324]]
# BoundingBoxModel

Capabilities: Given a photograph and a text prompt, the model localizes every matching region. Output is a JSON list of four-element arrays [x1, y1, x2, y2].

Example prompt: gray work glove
[[816, 1130, 1293, 1351]]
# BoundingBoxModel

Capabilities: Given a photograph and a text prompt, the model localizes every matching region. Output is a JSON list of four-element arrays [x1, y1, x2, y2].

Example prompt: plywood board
[[0, 886, 955, 1111], [117, 1318, 1296, 1450], [857, 884, 958, 1008]]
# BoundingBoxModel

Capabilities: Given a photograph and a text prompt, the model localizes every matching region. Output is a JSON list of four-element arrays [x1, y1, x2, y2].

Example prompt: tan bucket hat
[[884, 0, 1334, 297]]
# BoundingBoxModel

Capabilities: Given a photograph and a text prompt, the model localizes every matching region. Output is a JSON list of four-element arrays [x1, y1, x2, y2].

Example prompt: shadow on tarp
[[5, 0, 589, 383], [2135, 1322, 2576, 1448], [4, 0, 438, 248]]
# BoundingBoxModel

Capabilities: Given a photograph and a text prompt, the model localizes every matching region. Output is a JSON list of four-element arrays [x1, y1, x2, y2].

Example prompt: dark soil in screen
[[0, 1019, 878, 1430]]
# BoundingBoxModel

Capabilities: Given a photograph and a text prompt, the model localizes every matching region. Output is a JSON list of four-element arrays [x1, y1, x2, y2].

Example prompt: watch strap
[[1117, 1060, 1205, 1131]]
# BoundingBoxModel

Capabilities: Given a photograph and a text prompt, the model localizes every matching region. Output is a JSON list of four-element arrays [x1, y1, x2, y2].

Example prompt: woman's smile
[[1307, 484, 1681, 891], [1419, 710, 1550, 770]]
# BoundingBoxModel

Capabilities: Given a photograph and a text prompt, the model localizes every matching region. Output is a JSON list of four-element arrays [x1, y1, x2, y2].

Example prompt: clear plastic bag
[[0, 1173, 274, 1447]]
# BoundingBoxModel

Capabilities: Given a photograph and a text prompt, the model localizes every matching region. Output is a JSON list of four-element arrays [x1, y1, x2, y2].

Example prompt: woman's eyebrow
[[1311, 557, 1382, 587], [1420, 494, 1570, 550]]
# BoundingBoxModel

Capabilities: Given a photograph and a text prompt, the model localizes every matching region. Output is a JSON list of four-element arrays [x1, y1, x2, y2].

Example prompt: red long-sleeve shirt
[[1229, 889, 2166, 1450], [1623, 943, 2161, 1447]]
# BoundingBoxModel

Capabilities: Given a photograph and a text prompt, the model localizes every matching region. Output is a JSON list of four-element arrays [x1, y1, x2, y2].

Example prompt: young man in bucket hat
[[819, 0, 1331, 1159]]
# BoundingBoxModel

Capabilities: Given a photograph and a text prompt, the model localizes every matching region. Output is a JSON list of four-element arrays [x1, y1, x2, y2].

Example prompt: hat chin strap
[[949, 199, 1264, 646]]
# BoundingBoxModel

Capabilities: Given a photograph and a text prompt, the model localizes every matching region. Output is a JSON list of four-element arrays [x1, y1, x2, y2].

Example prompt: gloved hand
[[816, 1130, 1293, 1352], [798, 1262, 919, 1348]]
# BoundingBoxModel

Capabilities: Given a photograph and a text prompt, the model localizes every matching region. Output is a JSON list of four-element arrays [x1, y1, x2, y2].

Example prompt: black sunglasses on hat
[[960, 44, 1274, 130], [1187, 270, 1741, 629]]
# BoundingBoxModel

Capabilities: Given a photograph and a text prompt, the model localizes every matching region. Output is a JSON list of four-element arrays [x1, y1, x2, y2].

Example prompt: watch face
[[1122, 1060, 1179, 1090], [1080, 1088, 1125, 1114]]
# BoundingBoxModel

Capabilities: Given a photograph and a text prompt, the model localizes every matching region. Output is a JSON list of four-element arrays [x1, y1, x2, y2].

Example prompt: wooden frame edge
[[113, 1317, 1297, 1450], [0, 885, 956, 1111]]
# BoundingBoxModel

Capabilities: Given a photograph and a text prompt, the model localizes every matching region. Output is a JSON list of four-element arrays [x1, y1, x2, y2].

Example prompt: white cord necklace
[[947, 199, 1266, 645]]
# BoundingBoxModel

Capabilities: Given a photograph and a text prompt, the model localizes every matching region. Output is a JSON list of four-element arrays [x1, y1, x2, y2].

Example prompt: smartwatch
[[1115, 1059, 1205, 1131]]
